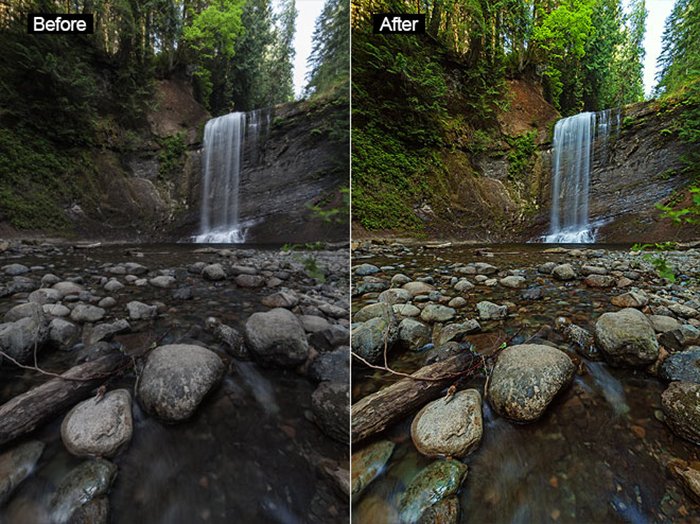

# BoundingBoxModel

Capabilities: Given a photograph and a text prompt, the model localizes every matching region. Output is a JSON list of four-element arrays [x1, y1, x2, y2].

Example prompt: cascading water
[[543, 109, 619, 243], [194, 109, 270, 243]]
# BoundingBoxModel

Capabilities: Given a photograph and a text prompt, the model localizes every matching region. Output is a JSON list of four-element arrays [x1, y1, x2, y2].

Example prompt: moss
[[158, 132, 187, 180], [506, 131, 537, 182]]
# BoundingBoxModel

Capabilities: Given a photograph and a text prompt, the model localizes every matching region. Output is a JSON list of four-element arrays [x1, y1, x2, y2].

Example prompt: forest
[[352, 0, 700, 237], [0, 0, 349, 233]]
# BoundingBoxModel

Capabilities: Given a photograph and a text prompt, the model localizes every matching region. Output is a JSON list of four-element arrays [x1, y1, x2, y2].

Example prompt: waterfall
[[193, 109, 270, 243], [543, 109, 618, 243]]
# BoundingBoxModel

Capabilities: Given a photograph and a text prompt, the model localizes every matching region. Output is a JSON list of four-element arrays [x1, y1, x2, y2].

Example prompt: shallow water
[[0, 243, 348, 523], [352, 243, 700, 523]]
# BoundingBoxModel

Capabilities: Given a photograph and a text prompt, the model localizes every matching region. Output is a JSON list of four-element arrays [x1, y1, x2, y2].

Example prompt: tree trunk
[[0, 353, 128, 447], [351, 353, 476, 445]]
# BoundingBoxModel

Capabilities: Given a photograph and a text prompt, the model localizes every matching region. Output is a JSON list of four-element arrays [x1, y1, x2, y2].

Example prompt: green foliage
[[306, 0, 349, 98], [506, 131, 537, 181], [306, 187, 349, 224], [631, 243, 678, 282], [158, 133, 187, 179]]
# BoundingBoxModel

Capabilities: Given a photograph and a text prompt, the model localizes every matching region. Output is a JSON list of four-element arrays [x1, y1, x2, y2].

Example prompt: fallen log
[[0, 353, 127, 447], [351, 353, 477, 445]]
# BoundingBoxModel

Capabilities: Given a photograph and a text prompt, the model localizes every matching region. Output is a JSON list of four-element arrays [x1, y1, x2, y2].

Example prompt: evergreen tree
[[306, 0, 350, 96]]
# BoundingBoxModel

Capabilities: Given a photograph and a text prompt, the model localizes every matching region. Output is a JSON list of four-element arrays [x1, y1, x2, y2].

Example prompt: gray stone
[[0, 315, 48, 363], [309, 324, 350, 351], [649, 315, 681, 333], [399, 460, 468, 523], [668, 302, 699, 319], [662, 382, 700, 445], [202, 263, 226, 281], [261, 291, 298, 309], [103, 280, 124, 292], [500, 276, 526, 289], [43, 304, 70, 317], [351, 440, 395, 501], [137, 344, 224, 422], [52, 281, 85, 298], [659, 325, 700, 352], [454, 279, 474, 292], [148, 275, 176, 288], [474, 262, 498, 275], [235, 274, 265, 288], [594, 308, 659, 366], [28, 288, 62, 305], [610, 291, 648, 308], [98, 297, 117, 309], [411, 389, 482, 458], [126, 301, 157, 320], [420, 304, 456, 323], [311, 381, 349, 444], [660, 348, 700, 383], [351, 316, 398, 364], [393, 304, 420, 317], [448, 297, 467, 308], [354, 302, 394, 323], [399, 318, 431, 349], [244, 308, 309, 367], [391, 274, 411, 286], [309, 347, 349, 383], [205, 317, 248, 359], [124, 262, 148, 275], [584, 274, 616, 288], [4, 301, 44, 323], [487, 344, 575, 422], [0, 441, 45, 505], [354, 263, 380, 276], [61, 389, 133, 457], [402, 281, 436, 297], [476, 301, 508, 320], [70, 305, 106, 324], [378, 288, 411, 305], [49, 318, 80, 349], [434, 320, 480, 346], [3, 263, 29, 276], [552, 264, 577, 281], [86, 319, 130, 345]]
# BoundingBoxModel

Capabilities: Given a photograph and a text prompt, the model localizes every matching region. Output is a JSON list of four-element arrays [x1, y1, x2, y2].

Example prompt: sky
[[643, 0, 675, 97], [291, 0, 325, 98]]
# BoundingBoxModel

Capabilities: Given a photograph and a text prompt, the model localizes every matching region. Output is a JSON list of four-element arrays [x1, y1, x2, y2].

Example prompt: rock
[[411, 389, 482, 458], [148, 275, 175, 288], [205, 317, 248, 359], [611, 291, 648, 308], [399, 460, 468, 523], [229, 265, 256, 275], [3, 263, 29, 276], [661, 382, 700, 444], [50, 459, 117, 522], [476, 301, 507, 320], [69, 497, 109, 524], [487, 344, 575, 422], [310, 324, 349, 352], [659, 325, 700, 352], [351, 315, 398, 364], [500, 276, 526, 289], [378, 288, 411, 305], [434, 320, 480, 346], [52, 281, 85, 298], [447, 297, 466, 308], [309, 347, 349, 383], [41, 273, 61, 287], [402, 281, 436, 297], [311, 382, 349, 444], [0, 315, 49, 363], [300, 315, 331, 333], [98, 297, 117, 309], [70, 305, 106, 324], [354, 302, 394, 323], [581, 265, 607, 275], [649, 315, 681, 334], [103, 280, 124, 292], [86, 319, 130, 345], [671, 463, 700, 503], [668, 302, 699, 319], [399, 318, 431, 349], [0, 441, 45, 505], [454, 279, 474, 293], [594, 308, 659, 366], [171, 287, 193, 300], [202, 263, 226, 281], [4, 301, 44, 322], [420, 304, 456, 323], [235, 274, 265, 288], [43, 304, 71, 317], [124, 262, 148, 275], [538, 262, 556, 274], [261, 291, 298, 309], [354, 263, 380, 276], [351, 440, 395, 501], [418, 497, 460, 524], [244, 308, 309, 367], [393, 304, 420, 317], [391, 274, 411, 286], [137, 344, 224, 422], [552, 264, 576, 281], [61, 389, 133, 457], [660, 348, 700, 383], [49, 318, 80, 349], [584, 274, 616, 288], [126, 301, 157, 320], [28, 288, 62, 305], [474, 262, 498, 275]]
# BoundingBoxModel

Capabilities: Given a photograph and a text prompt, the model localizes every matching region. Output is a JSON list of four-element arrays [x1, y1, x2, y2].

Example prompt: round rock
[[137, 344, 225, 422], [244, 308, 309, 367], [662, 381, 700, 444], [594, 308, 659, 366], [411, 389, 483, 458], [61, 389, 133, 457]]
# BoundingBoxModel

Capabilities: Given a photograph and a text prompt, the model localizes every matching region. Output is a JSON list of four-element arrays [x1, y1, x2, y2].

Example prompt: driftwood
[[0, 353, 127, 446], [351, 353, 476, 445]]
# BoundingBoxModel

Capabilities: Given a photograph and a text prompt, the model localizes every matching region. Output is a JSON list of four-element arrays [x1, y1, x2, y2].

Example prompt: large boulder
[[5, 301, 45, 322], [398, 318, 431, 350], [61, 389, 133, 457], [0, 315, 48, 363], [594, 308, 659, 366], [662, 381, 700, 444], [137, 344, 224, 422], [311, 382, 349, 444], [244, 308, 309, 367], [351, 316, 398, 364], [411, 389, 482, 458], [487, 344, 575, 422]]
